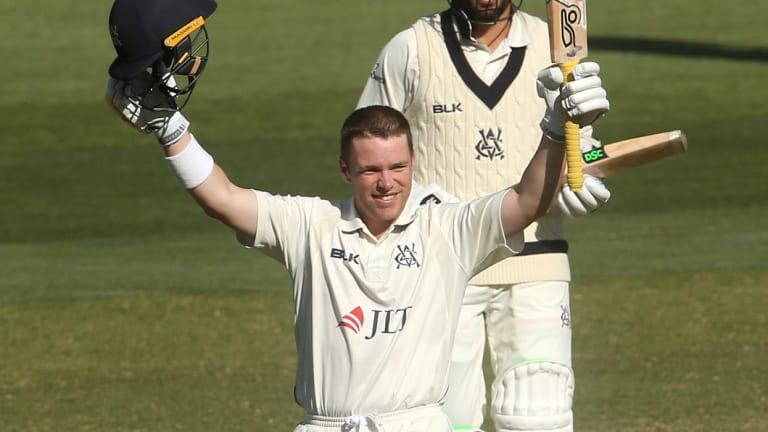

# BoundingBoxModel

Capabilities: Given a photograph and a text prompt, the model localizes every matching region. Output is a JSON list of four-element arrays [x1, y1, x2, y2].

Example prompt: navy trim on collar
[[439, 9, 526, 110]]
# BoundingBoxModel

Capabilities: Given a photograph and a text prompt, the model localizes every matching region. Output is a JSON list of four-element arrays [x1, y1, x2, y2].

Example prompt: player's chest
[[323, 231, 427, 286]]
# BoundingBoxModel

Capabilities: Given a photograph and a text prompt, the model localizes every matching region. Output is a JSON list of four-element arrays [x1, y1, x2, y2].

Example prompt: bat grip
[[559, 61, 583, 192]]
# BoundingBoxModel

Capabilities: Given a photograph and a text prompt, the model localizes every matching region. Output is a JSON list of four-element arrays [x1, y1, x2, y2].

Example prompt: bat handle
[[560, 61, 583, 192]]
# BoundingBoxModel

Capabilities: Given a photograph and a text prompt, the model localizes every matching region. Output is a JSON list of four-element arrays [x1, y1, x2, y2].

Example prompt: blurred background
[[1, 1, 766, 430]]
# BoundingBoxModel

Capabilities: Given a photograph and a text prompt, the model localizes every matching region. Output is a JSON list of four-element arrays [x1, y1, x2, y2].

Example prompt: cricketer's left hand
[[557, 126, 611, 218]]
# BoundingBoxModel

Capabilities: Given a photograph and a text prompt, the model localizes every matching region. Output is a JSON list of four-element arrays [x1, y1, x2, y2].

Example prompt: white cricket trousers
[[443, 281, 572, 429], [294, 404, 451, 432]]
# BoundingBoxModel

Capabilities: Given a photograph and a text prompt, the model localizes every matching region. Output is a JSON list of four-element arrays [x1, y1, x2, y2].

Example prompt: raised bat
[[546, 0, 589, 191], [582, 130, 688, 178]]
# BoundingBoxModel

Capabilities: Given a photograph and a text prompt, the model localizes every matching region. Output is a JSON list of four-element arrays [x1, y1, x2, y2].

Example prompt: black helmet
[[108, 0, 217, 108]]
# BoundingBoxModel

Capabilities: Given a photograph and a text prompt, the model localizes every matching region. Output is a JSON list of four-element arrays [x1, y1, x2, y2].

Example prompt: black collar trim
[[439, 9, 526, 110]]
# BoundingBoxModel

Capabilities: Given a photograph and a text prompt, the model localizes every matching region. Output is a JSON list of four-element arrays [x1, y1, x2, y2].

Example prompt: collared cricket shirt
[[244, 189, 521, 418]]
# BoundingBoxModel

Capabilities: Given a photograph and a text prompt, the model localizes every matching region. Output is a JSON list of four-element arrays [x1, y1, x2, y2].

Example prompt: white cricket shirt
[[244, 188, 522, 417]]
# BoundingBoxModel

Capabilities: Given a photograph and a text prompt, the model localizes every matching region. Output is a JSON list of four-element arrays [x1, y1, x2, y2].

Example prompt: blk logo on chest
[[330, 248, 360, 264], [432, 102, 463, 114]]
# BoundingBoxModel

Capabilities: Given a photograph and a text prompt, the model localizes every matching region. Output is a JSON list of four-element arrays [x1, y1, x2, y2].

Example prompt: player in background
[[357, 1, 611, 431]]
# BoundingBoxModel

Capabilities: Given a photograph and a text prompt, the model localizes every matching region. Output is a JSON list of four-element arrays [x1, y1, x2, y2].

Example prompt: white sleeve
[[356, 27, 419, 111], [433, 190, 523, 277]]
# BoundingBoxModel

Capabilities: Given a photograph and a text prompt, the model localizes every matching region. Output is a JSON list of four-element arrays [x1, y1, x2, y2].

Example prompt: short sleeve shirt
[[245, 189, 522, 417]]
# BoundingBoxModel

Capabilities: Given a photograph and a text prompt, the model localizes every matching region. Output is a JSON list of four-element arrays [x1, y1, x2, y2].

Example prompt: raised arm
[[105, 74, 259, 240], [165, 133, 259, 238], [501, 135, 566, 237], [501, 62, 610, 237]]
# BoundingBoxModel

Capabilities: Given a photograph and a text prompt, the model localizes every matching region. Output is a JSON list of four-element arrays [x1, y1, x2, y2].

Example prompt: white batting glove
[[557, 126, 611, 218], [537, 61, 610, 142], [105, 72, 190, 147]]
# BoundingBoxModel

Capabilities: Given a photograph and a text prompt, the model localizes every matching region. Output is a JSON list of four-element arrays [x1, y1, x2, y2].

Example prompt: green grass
[[1, 0, 767, 431]]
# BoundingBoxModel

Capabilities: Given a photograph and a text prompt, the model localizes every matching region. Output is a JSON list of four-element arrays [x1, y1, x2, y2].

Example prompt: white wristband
[[165, 134, 214, 189], [156, 111, 191, 147]]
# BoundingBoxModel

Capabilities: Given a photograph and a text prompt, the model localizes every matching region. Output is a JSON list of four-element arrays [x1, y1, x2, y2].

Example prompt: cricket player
[[105, 0, 609, 430], [356, 1, 611, 431]]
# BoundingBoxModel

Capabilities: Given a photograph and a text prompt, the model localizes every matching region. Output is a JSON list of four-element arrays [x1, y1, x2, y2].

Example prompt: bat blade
[[583, 130, 689, 178], [546, 0, 589, 64]]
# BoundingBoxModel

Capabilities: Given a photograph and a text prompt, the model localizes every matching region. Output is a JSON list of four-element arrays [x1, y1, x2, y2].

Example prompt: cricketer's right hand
[[536, 61, 610, 142], [105, 72, 190, 146]]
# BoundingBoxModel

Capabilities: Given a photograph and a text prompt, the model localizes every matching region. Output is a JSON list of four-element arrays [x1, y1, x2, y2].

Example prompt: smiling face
[[339, 133, 414, 238]]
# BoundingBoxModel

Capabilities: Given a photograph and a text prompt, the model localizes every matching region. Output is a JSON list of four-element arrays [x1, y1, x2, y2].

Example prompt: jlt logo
[[330, 248, 360, 264], [338, 306, 414, 339], [475, 128, 504, 161], [365, 307, 413, 340], [394, 244, 420, 269]]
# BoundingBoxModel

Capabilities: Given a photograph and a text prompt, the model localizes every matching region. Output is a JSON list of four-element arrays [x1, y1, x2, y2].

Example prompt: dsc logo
[[582, 148, 607, 163]]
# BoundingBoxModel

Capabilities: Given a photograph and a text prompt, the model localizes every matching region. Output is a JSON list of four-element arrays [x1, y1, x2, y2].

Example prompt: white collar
[[336, 197, 419, 239]]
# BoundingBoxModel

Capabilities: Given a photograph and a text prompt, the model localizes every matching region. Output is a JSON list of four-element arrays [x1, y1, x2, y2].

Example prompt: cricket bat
[[546, 0, 589, 191], [582, 130, 688, 178]]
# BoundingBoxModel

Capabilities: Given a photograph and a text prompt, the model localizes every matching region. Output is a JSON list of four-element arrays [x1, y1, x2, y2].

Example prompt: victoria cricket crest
[[475, 128, 504, 161], [560, 305, 572, 329], [394, 243, 420, 269]]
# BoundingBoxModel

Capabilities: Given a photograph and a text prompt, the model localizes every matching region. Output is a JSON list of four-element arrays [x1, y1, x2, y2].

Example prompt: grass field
[[1, 1, 767, 431]]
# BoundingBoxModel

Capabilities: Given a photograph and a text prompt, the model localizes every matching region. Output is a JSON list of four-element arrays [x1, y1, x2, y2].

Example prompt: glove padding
[[105, 72, 190, 146], [558, 174, 611, 218], [537, 62, 610, 142], [556, 126, 611, 218]]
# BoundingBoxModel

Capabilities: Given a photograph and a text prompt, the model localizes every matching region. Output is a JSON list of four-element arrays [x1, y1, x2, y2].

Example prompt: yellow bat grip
[[559, 61, 583, 192]]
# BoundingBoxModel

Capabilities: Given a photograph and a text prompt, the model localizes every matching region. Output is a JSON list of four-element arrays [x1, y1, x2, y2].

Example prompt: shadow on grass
[[591, 36, 768, 62]]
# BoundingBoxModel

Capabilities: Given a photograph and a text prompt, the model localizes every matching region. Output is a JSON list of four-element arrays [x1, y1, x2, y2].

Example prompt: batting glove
[[105, 72, 190, 147], [537, 61, 610, 142], [557, 126, 611, 218]]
